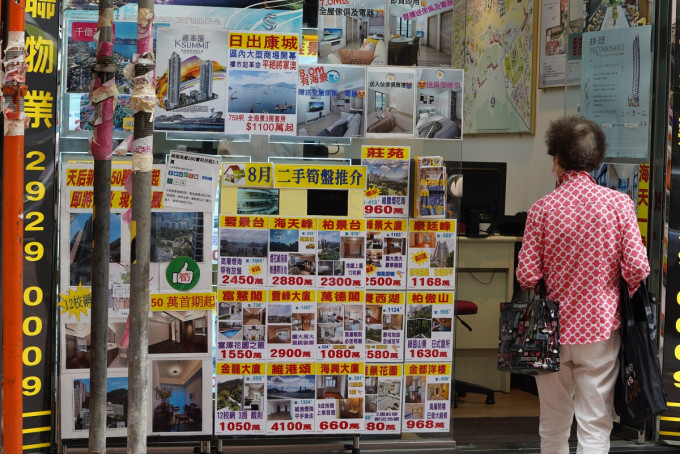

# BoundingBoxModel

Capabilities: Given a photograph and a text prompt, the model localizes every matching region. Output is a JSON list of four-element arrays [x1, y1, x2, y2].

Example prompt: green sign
[[166, 256, 200, 291]]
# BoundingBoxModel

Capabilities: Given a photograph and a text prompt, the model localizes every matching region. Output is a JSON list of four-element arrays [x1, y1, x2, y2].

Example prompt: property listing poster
[[215, 362, 266, 436], [366, 67, 416, 138], [268, 217, 317, 289], [164, 151, 221, 213], [155, 27, 228, 133], [317, 0, 386, 65], [407, 219, 456, 289], [415, 69, 463, 139], [362, 145, 410, 217], [317, 290, 365, 360], [539, 0, 582, 87], [218, 215, 269, 288], [226, 32, 299, 135], [402, 363, 451, 433], [297, 64, 367, 138], [365, 219, 408, 290], [314, 362, 365, 434], [580, 25, 652, 160], [267, 290, 317, 361], [364, 363, 403, 434], [217, 289, 267, 361], [405, 292, 454, 362], [317, 218, 366, 289], [266, 362, 316, 435], [365, 291, 405, 362]]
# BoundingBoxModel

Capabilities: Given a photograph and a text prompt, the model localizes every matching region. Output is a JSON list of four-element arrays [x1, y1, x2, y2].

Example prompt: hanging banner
[[402, 363, 451, 433], [317, 218, 367, 289], [266, 362, 316, 435], [267, 290, 317, 361], [314, 362, 365, 434], [365, 291, 405, 362], [155, 27, 228, 133], [365, 219, 408, 290], [218, 215, 270, 288], [405, 292, 454, 362], [217, 289, 267, 361], [24, 0, 60, 446], [317, 290, 365, 360], [407, 219, 456, 289], [364, 363, 403, 434], [216, 362, 266, 436], [362, 145, 410, 217], [268, 217, 318, 289], [226, 32, 299, 135]]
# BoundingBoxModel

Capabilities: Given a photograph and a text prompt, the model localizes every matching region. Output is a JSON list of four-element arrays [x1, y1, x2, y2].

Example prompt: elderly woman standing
[[516, 116, 650, 454]]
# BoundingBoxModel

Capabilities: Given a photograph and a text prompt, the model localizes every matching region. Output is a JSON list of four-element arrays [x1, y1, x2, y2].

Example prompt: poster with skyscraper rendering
[[155, 27, 228, 132]]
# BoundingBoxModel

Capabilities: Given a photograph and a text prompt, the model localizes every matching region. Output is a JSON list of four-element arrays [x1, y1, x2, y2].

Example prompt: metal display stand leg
[[342, 434, 360, 454]]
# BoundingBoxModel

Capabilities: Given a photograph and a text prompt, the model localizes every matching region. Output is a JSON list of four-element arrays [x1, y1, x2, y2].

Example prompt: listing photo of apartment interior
[[404, 375, 426, 420], [378, 378, 401, 411], [340, 236, 365, 259], [267, 399, 293, 421], [366, 72, 415, 136], [343, 304, 363, 331], [148, 311, 209, 354], [288, 254, 315, 275], [297, 66, 365, 138], [152, 359, 203, 433], [427, 382, 450, 401], [267, 304, 293, 344], [415, 69, 462, 139], [318, 303, 344, 344], [316, 373, 348, 400], [386, 2, 453, 67], [64, 320, 128, 369], [318, 0, 386, 65]]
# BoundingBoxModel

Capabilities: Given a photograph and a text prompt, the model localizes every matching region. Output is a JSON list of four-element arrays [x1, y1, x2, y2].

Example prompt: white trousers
[[535, 331, 621, 454]]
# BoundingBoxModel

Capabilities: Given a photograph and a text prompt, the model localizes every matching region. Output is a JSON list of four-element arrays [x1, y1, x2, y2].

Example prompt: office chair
[[454, 300, 495, 408]]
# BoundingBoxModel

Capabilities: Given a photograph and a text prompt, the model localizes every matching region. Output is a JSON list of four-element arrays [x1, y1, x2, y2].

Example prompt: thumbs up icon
[[172, 261, 193, 284]]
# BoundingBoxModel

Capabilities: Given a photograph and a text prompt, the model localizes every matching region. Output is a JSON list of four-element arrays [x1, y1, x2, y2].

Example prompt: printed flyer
[[365, 219, 408, 290], [407, 219, 456, 289], [415, 69, 463, 139], [218, 215, 269, 288], [217, 289, 267, 361], [317, 218, 366, 290], [215, 362, 266, 436], [362, 145, 410, 218], [267, 290, 317, 361], [402, 362, 451, 433], [268, 217, 317, 289], [155, 27, 228, 133], [314, 362, 365, 434], [266, 362, 316, 435], [226, 32, 299, 135], [164, 151, 221, 212], [364, 363, 403, 434], [365, 291, 405, 362], [296, 64, 367, 138], [539, 0, 582, 87], [405, 292, 454, 362], [366, 67, 416, 138], [317, 290, 365, 360]]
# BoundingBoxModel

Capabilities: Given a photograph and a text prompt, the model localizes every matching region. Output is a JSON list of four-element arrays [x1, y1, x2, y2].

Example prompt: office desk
[[455, 235, 522, 393]]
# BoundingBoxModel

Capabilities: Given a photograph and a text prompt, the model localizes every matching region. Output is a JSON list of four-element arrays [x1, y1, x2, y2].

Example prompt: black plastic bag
[[498, 280, 560, 376], [614, 281, 667, 426]]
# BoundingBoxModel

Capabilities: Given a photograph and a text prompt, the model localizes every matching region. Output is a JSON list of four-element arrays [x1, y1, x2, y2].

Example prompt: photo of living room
[[148, 311, 210, 355], [242, 304, 266, 341], [268, 304, 293, 344], [318, 303, 345, 344], [383, 312, 403, 331], [343, 304, 363, 332], [64, 320, 128, 369], [297, 65, 365, 138], [386, 1, 453, 67], [152, 359, 203, 433], [316, 373, 348, 399], [366, 68, 415, 137], [292, 312, 314, 331], [267, 399, 293, 421], [318, 0, 386, 65], [288, 253, 315, 275], [415, 68, 463, 139], [340, 236, 366, 259]]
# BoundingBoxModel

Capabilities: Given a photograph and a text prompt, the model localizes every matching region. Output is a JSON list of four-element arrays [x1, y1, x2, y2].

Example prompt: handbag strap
[[511, 278, 547, 302]]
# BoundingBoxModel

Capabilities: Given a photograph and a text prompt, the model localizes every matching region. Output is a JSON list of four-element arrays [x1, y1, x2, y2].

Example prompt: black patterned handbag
[[498, 280, 560, 375]]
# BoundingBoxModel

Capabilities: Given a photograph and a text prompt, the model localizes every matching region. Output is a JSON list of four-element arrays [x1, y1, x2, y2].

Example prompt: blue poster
[[580, 25, 652, 160]]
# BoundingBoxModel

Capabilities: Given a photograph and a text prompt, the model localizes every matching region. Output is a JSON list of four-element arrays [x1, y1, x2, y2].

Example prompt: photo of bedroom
[[415, 68, 463, 139], [318, 0, 386, 66], [366, 68, 415, 137], [152, 359, 203, 433], [148, 311, 210, 354], [297, 65, 366, 138], [64, 320, 128, 369], [386, 1, 453, 67]]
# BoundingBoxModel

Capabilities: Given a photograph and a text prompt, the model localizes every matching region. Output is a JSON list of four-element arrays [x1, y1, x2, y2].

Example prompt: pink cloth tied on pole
[[119, 315, 130, 349], [122, 171, 133, 224]]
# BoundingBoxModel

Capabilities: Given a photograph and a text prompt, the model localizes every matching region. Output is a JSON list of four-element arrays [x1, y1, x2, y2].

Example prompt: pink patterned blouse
[[516, 170, 650, 344]]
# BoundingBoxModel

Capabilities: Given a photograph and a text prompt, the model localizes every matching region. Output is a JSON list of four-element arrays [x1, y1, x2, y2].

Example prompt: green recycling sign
[[166, 256, 200, 291]]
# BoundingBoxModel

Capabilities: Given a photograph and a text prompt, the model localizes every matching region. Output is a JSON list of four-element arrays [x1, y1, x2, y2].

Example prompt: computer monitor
[[445, 161, 507, 232]]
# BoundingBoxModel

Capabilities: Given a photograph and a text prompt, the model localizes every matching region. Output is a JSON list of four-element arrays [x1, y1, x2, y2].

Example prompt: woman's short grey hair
[[545, 116, 606, 171]]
